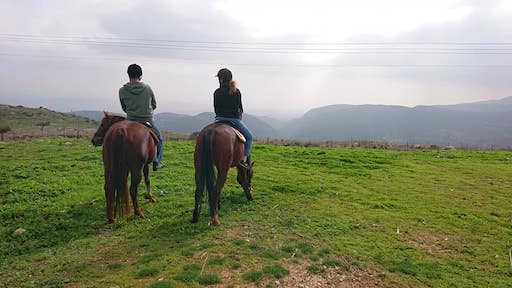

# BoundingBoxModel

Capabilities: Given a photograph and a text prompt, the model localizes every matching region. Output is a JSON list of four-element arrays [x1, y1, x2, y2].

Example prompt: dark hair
[[127, 64, 142, 79]]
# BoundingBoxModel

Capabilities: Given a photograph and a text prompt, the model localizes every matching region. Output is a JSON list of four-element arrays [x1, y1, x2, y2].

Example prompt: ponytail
[[229, 80, 238, 95]]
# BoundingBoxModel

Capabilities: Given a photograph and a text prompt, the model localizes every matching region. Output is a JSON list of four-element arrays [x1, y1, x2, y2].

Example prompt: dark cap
[[216, 68, 232, 82], [127, 64, 142, 79]]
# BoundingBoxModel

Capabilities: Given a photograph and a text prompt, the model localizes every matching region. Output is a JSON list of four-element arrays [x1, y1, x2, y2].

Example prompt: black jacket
[[214, 83, 243, 119]]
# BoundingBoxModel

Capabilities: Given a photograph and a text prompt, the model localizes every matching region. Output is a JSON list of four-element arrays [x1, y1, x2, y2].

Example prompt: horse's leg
[[104, 171, 116, 223], [130, 168, 144, 218], [123, 169, 131, 216], [211, 166, 229, 226], [192, 166, 204, 223], [143, 164, 156, 203]]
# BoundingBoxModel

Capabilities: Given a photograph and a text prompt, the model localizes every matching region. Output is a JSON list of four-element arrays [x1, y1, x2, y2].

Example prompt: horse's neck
[[112, 117, 125, 124], [105, 117, 125, 131]]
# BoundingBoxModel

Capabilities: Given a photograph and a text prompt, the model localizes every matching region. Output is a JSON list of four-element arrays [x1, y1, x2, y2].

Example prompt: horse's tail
[[200, 127, 216, 216], [111, 129, 129, 218]]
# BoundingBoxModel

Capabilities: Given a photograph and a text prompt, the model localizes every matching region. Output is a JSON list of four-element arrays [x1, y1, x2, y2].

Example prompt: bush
[[197, 273, 221, 285], [243, 270, 263, 282], [263, 264, 290, 279]]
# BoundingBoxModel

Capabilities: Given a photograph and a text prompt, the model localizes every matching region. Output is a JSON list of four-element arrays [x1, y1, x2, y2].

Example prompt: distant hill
[[432, 96, 512, 112], [155, 112, 279, 139], [70, 110, 106, 122], [280, 101, 512, 148], [258, 116, 289, 130]]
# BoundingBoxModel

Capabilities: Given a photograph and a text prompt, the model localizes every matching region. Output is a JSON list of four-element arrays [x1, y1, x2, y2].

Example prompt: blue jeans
[[215, 116, 253, 157], [149, 120, 163, 163]]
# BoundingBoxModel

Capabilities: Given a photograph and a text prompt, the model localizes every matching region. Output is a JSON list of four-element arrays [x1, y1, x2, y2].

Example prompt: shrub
[[243, 270, 263, 282]]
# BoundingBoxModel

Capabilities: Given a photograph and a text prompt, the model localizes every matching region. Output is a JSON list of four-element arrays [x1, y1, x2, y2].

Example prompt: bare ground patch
[[275, 260, 389, 288], [404, 231, 454, 256], [207, 258, 390, 288]]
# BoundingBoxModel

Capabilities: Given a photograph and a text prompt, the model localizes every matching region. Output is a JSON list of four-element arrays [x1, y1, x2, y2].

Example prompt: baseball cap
[[215, 68, 232, 82]]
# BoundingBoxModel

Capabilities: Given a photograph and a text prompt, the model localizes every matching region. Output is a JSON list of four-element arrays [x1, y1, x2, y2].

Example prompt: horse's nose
[[91, 138, 101, 146]]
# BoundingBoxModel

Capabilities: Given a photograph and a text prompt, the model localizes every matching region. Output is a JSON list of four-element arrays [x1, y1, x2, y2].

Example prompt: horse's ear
[[103, 111, 108, 116], [251, 161, 255, 167]]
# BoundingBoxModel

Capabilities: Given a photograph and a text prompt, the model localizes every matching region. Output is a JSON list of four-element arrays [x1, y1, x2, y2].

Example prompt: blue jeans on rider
[[149, 120, 163, 163], [215, 116, 253, 157]]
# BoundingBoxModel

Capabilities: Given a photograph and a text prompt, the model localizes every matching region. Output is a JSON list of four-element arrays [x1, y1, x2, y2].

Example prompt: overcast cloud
[[0, 0, 511, 118]]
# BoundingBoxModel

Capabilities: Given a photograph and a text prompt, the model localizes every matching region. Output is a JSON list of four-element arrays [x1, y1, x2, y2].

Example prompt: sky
[[0, 0, 511, 118]]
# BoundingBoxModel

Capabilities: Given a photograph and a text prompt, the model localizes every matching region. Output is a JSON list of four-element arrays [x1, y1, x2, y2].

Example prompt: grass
[[0, 137, 511, 287]]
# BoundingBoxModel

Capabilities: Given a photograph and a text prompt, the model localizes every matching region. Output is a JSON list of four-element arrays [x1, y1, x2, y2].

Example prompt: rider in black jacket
[[214, 68, 253, 167]]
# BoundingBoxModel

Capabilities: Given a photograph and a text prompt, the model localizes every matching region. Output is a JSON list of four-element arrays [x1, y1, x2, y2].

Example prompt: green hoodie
[[119, 81, 156, 122]]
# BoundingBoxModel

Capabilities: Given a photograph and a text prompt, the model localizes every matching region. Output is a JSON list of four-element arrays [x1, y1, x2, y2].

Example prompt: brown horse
[[91, 112, 158, 223], [191, 122, 254, 226]]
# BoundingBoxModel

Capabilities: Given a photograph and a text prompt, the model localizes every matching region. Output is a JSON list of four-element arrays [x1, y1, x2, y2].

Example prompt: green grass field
[[1, 138, 511, 287]]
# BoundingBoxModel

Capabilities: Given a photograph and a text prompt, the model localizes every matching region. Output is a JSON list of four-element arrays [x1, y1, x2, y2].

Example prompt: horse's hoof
[[191, 218, 198, 223], [149, 197, 156, 203], [108, 218, 115, 224], [211, 220, 220, 226], [247, 196, 254, 201], [135, 211, 145, 218]]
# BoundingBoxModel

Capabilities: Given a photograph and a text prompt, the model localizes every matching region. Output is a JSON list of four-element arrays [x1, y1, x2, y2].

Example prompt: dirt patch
[[405, 231, 454, 256], [208, 259, 389, 288], [273, 260, 388, 288]]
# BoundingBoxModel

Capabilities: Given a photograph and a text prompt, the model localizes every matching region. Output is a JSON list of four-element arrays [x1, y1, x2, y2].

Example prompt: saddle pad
[[232, 127, 246, 143], [215, 120, 246, 143]]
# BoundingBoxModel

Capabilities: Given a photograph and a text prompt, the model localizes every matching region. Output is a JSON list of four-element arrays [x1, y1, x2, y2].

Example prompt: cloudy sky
[[0, 0, 511, 118]]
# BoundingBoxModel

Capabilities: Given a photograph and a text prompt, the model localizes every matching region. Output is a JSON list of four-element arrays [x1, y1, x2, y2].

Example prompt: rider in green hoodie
[[119, 64, 164, 171]]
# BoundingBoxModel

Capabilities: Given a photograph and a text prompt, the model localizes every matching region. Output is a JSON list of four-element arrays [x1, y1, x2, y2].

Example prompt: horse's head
[[91, 112, 125, 146], [237, 157, 255, 200]]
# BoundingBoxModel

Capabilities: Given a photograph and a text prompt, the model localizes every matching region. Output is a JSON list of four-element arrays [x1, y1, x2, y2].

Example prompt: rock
[[13, 228, 26, 235], [444, 145, 456, 150]]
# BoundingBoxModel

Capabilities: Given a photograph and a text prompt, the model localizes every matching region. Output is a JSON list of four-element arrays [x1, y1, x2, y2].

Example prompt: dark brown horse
[[91, 112, 158, 223], [192, 122, 254, 226]]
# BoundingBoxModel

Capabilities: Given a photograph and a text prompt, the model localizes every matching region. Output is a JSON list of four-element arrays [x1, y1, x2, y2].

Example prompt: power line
[[3, 36, 512, 51], [2, 33, 512, 46], [2, 52, 512, 68], [3, 37, 512, 55]]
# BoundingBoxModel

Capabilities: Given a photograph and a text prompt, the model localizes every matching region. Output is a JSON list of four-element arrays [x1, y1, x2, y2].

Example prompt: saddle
[[141, 122, 160, 145], [215, 121, 246, 143]]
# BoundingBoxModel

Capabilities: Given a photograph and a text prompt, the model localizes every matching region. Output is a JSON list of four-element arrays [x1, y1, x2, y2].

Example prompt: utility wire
[[3, 36, 512, 51], [2, 52, 512, 68], [2, 37, 512, 54], [2, 33, 512, 46]]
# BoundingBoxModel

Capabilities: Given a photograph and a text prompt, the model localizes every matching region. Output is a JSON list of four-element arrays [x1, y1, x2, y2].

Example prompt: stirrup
[[153, 162, 164, 171]]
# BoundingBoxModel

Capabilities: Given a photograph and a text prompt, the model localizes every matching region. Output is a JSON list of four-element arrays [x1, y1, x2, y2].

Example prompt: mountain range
[[72, 96, 512, 148]]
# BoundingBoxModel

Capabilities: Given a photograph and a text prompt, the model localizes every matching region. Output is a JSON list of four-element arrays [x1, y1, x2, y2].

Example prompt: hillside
[[1, 138, 511, 287], [0, 104, 98, 140]]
